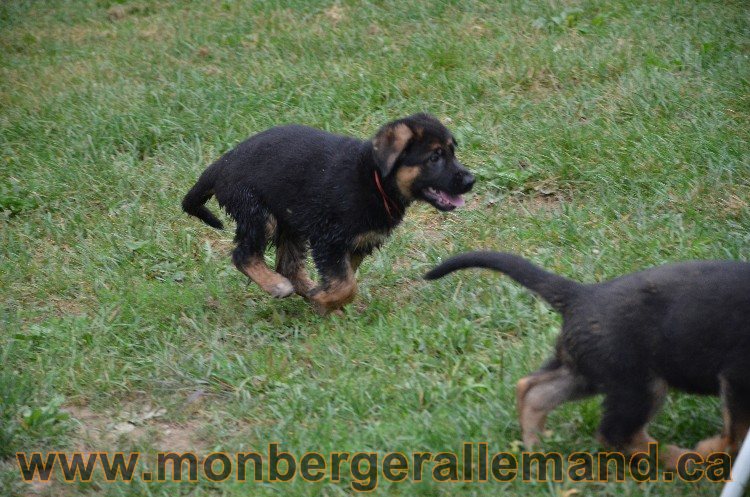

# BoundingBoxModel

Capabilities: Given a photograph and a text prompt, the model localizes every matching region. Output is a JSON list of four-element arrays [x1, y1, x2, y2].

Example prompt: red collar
[[373, 170, 400, 221]]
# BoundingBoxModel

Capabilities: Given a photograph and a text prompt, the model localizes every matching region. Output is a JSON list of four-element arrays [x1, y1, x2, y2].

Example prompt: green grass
[[1, 0, 748, 495]]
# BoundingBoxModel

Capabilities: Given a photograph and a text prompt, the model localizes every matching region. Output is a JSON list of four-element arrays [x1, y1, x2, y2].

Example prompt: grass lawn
[[1, 0, 748, 495]]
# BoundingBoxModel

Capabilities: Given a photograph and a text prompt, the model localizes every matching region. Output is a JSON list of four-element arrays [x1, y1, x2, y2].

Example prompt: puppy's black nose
[[461, 173, 475, 191]]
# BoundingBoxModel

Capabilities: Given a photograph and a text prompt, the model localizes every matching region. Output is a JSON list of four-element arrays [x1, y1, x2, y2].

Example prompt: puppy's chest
[[350, 230, 390, 252]]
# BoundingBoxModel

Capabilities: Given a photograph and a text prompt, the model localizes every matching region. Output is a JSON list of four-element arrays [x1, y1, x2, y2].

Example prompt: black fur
[[183, 113, 474, 315], [426, 251, 750, 457]]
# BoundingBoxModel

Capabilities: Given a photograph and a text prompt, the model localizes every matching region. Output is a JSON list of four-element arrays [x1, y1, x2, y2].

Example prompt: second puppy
[[183, 113, 475, 315], [426, 251, 750, 467]]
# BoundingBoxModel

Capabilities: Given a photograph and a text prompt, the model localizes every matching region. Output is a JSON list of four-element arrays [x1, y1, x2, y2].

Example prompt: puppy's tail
[[424, 251, 583, 312], [182, 166, 224, 230]]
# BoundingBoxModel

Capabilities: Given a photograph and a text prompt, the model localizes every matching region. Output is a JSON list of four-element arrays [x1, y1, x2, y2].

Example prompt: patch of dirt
[[456, 191, 565, 215], [48, 297, 87, 317], [60, 24, 116, 44], [2, 458, 77, 497], [201, 65, 223, 76], [137, 22, 175, 42], [63, 403, 207, 454], [721, 193, 748, 219], [508, 193, 565, 214], [323, 5, 346, 24], [10, 401, 206, 496], [106, 3, 155, 22]]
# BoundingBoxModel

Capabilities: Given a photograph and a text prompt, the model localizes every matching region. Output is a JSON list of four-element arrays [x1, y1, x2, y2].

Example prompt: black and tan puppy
[[425, 251, 750, 467], [183, 113, 474, 315]]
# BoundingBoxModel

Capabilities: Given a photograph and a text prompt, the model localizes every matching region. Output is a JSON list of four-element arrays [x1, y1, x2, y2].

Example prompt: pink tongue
[[440, 192, 465, 207]]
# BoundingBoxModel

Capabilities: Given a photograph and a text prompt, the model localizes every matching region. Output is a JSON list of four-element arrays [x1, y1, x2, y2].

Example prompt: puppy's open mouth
[[422, 187, 465, 211]]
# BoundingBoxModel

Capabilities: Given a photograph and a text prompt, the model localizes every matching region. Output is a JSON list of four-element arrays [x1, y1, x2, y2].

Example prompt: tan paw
[[267, 279, 294, 298], [695, 436, 729, 457], [522, 432, 541, 449], [661, 444, 691, 470]]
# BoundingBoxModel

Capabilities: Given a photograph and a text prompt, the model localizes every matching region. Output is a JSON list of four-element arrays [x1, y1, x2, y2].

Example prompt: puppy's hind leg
[[231, 206, 293, 298], [516, 358, 595, 447], [276, 230, 316, 298]]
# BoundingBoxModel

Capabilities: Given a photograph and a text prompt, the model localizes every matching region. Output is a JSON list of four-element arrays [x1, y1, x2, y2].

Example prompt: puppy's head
[[372, 113, 475, 211]]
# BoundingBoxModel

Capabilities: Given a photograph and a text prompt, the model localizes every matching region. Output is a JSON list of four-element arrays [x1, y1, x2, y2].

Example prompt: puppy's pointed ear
[[372, 123, 413, 177]]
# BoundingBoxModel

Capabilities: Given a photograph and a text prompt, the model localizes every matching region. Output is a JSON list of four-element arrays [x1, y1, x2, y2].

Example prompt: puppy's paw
[[662, 444, 691, 470], [694, 436, 729, 457], [268, 279, 294, 298], [521, 432, 541, 449]]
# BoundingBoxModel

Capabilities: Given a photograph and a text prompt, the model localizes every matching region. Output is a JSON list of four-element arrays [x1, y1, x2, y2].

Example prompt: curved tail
[[424, 251, 583, 312], [182, 167, 223, 230]]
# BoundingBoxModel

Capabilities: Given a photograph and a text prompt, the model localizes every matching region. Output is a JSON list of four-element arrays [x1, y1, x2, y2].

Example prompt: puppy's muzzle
[[458, 171, 475, 193], [452, 167, 476, 194]]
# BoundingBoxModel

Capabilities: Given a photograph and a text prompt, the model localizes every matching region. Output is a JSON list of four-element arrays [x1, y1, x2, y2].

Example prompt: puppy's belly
[[660, 371, 720, 396]]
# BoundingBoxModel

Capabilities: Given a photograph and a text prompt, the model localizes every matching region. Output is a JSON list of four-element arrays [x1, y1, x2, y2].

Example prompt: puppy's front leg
[[695, 376, 750, 456], [309, 243, 358, 316]]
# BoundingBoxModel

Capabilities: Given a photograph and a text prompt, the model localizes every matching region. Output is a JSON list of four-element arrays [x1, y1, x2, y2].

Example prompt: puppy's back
[[211, 125, 363, 200], [582, 260, 750, 392]]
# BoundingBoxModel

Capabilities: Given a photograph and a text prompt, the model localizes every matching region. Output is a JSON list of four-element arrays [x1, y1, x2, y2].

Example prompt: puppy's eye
[[429, 150, 443, 163]]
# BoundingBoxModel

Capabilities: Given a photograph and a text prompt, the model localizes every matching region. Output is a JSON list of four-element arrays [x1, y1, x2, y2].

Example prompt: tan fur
[[396, 165, 421, 198], [309, 258, 357, 316], [516, 368, 580, 447], [695, 435, 730, 456], [624, 429, 688, 470], [391, 123, 413, 154], [517, 367, 737, 469], [373, 123, 413, 174], [310, 277, 357, 316], [518, 371, 692, 469], [265, 214, 278, 239], [241, 257, 294, 298]]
